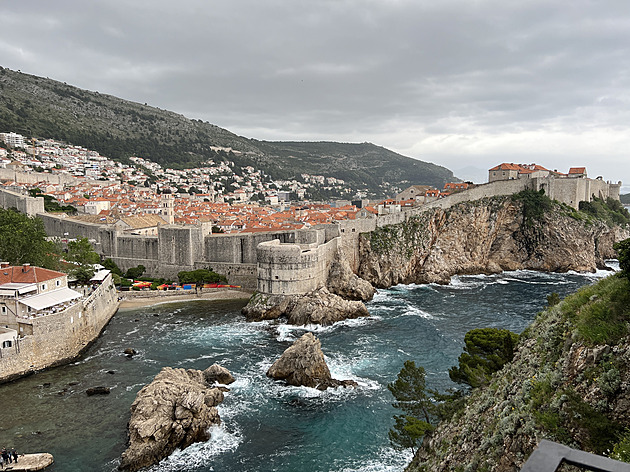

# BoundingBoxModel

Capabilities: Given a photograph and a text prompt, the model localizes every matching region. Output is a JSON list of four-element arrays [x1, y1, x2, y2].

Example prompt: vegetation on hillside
[[620, 193, 630, 205], [0, 67, 455, 196], [579, 197, 630, 227], [405, 255, 630, 470]]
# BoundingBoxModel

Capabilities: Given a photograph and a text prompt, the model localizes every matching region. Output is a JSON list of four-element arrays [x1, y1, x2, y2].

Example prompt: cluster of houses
[[0, 262, 109, 349]]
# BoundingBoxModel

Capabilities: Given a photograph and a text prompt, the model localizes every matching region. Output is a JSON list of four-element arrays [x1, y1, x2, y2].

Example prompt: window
[[56, 280, 61, 287], [2, 340, 12, 348], [1, 306, 6, 314], [41, 283, 47, 291]]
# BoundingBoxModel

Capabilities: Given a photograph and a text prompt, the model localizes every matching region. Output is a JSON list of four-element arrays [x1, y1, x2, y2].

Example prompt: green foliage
[[125, 265, 146, 279], [611, 429, 630, 463], [0, 207, 60, 269], [560, 275, 630, 345], [102, 258, 123, 276], [449, 328, 519, 388], [28, 188, 76, 213], [579, 197, 630, 227], [387, 360, 436, 454], [66, 237, 100, 265], [546, 292, 561, 308], [70, 264, 95, 284], [614, 238, 630, 280], [388, 415, 434, 456], [177, 268, 227, 285], [511, 189, 552, 227]]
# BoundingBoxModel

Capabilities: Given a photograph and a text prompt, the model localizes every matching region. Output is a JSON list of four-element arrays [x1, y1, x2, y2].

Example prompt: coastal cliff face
[[358, 197, 628, 287], [407, 274, 630, 471]]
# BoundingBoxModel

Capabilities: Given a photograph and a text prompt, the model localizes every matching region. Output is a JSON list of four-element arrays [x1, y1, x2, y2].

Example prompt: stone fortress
[[0, 163, 622, 301]]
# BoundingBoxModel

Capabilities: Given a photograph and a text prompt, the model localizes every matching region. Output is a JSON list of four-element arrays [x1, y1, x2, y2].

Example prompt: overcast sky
[[2, 0, 629, 190]]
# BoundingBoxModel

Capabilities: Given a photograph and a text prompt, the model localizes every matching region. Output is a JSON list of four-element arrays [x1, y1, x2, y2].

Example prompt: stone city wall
[[0, 188, 44, 216], [0, 168, 81, 186], [256, 236, 340, 295], [0, 274, 119, 383]]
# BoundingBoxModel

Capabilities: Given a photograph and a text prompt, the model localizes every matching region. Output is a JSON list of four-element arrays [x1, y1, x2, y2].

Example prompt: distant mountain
[[0, 67, 456, 197], [621, 193, 630, 204]]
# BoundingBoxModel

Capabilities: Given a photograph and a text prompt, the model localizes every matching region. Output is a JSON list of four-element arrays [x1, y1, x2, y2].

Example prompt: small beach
[[118, 289, 253, 309]]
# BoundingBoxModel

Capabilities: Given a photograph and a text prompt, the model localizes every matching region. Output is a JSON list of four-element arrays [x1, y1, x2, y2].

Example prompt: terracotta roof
[[569, 167, 586, 174], [0, 265, 66, 285]]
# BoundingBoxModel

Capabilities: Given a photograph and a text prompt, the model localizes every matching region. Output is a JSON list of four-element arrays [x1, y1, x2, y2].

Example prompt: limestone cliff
[[358, 196, 628, 287], [407, 274, 630, 471]]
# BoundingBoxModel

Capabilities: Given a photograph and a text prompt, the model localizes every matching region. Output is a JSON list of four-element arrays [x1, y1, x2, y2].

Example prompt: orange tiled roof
[[0, 265, 66, 285]]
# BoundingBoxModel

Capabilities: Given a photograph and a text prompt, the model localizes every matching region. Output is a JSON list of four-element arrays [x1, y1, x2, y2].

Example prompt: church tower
[[160, 191, 175, 225]]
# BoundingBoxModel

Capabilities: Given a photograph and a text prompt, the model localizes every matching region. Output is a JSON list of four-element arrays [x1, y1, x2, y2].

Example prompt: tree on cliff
[[614, 238, 630, 280], [449, 328, 519, 389], [387, 360, 436, 455], [0, 207, 60, 269]]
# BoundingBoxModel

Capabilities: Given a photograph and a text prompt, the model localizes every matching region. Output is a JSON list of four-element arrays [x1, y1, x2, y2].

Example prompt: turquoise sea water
[[0, 268, 615, 471]]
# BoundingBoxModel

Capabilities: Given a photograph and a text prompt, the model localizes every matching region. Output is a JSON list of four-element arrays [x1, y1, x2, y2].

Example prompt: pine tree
[[387, 360, 435, 455]]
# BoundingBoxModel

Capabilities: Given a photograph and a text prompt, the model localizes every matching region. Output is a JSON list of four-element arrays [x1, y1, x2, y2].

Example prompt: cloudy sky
[[2, 0, 629, 190]]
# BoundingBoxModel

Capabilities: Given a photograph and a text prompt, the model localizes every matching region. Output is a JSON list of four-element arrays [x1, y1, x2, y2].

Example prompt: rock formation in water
[[267, 332, 358, 390], [242, 287, 369, 325], [358, 196, 629, 287], [119, 365, 232, 471]]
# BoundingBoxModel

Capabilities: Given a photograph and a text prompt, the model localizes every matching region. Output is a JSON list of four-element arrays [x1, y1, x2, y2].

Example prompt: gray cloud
[[2, 0, 630, 188]]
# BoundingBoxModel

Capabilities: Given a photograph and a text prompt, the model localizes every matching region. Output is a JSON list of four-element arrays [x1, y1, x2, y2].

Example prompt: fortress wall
[[256, 237, 340, 295], [0, 168, 81, 186], [157, 225, 204, 277], [197, 262, 258, 289], [38, 212, 104, 241], [204, 231, 296, 264], [339, 218, 377, 272], [0, 274, 119, 383], [0, 188, 44, 216]]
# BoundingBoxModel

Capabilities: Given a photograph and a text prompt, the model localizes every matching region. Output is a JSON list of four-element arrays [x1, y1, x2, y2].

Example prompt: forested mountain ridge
[[0, 67, 456, 196]]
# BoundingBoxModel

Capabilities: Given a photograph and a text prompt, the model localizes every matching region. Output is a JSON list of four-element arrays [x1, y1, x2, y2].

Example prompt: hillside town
[[0, 131, 467, 233]]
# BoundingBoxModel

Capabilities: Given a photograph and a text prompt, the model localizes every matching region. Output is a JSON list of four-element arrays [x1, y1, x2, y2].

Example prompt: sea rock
[[119, 365, 232, 471], [286, 287, 369, 325], [86, 386, 110, 396], [326, 250, 376, 301], [266, 333, 358, 390], [203, 363, 235, 385], [124, 348, 137, 357], [242, 288, 369, 326]]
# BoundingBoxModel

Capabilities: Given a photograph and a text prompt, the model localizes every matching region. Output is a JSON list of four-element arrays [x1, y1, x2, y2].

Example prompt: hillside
[[0, 67, 456, 197], [408, 272, 630, 471], [621, 193, 630, 204]]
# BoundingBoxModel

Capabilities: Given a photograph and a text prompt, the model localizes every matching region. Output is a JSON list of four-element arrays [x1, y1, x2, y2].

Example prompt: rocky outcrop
[[242, 287, 369, 325], [267, 333, 357, 390], [327, 250, 376, 301], [119, 366, 231, 471], [203, 363, 235, 386], [359, 197, 629, 287], [407, 275, 630, 472]]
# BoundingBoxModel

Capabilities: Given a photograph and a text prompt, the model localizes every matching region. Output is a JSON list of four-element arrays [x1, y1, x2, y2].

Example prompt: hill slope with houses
[[0, 67, 456, 198]]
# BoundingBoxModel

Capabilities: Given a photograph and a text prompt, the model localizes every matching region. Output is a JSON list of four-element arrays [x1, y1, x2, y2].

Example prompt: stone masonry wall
[[256, 237, 340, 295], [0, 188, 44, 216], [0, 273, 119, 383]]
